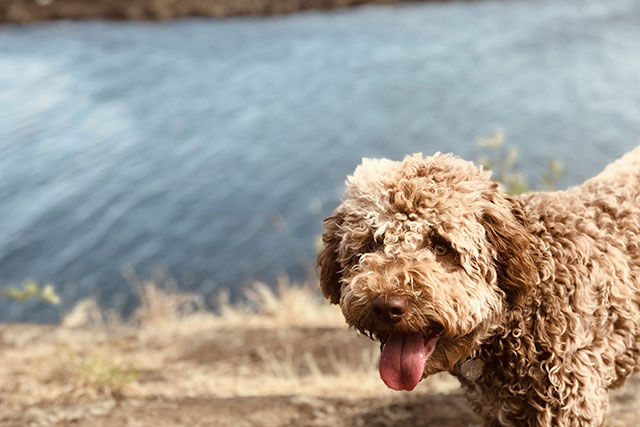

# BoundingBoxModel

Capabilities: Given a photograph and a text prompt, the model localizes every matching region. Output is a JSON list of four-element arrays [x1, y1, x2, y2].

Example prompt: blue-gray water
[[0, 0, 639, 322]]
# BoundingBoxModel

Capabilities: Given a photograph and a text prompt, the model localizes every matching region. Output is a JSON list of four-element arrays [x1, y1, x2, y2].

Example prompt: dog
[[317, 147, 640, 426]]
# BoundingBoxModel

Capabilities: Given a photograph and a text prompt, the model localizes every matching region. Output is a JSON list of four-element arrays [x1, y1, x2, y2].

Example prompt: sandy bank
[[1, 0, 435, 24]]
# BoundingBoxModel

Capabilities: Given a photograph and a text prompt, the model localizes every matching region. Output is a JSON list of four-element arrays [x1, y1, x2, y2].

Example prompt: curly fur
[[317, 147, 640, 426]]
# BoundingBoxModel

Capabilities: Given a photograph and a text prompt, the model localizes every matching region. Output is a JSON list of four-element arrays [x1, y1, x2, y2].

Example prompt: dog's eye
[[431, 236, 455, 257], [430, 236, 459, 265], [433, 242, 449, 256]]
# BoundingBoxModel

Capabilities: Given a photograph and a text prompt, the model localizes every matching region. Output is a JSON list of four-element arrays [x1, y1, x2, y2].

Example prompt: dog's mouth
[[377, 326, 443, 391]]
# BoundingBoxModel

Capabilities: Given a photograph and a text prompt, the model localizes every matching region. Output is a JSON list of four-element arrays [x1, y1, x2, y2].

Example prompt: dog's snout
[[371, 295, 408, 323]]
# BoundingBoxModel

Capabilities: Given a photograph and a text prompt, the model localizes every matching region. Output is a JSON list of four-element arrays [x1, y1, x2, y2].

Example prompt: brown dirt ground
[[1, 0, 435, 24], [1, 322, 640, 426]]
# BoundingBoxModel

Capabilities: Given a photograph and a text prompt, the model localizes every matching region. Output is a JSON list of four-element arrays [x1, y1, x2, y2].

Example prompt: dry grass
[[2, 277, 640, 426], [217, 277, 346, 328], [1, 278, 452, 426], [1, 278, 399, 405]]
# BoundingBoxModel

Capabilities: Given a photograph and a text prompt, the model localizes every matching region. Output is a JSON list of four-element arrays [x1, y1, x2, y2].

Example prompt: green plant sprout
[[475, 129, 564, 194], [0, 280, 60, 305]]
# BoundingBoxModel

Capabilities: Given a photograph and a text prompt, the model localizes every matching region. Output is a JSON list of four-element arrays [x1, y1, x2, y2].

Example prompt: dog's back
[[581, 145, 640, 203], [568, 146, 640, 387], [518, 145, 640, 387]]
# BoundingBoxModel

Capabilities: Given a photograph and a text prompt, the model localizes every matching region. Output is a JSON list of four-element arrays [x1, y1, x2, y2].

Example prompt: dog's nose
[[371, 295, 408, 323]]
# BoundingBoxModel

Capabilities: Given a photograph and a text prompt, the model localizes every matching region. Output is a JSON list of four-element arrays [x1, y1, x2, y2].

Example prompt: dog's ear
[[317, 214, 344, 304], [481, 187, 537, 304]]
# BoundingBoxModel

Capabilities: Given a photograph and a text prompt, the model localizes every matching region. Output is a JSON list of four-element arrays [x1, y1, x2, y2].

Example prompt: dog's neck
[[453, 283, 545, 386], [451, 299, 522, 384]]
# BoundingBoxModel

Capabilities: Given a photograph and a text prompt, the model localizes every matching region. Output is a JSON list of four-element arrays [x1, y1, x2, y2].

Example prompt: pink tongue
[[379, 333, 437, 391]]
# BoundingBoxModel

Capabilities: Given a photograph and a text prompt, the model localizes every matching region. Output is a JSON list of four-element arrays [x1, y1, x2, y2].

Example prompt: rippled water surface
[[1, 0, 639, 321]]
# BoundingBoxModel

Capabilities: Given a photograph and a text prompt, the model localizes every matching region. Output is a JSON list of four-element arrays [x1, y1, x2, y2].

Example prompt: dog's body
[[318, 147, 640, 426]]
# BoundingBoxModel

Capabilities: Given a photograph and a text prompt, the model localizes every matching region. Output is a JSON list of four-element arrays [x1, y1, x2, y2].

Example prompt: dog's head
[[317, 153, 537, 391]]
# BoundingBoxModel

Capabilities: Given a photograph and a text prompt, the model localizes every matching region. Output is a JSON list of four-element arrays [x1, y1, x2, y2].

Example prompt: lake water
[[1, 0, 639, 322]]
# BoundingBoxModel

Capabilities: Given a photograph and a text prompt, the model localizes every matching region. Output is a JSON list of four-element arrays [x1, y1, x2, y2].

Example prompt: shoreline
[[1, 0, 443, 24]]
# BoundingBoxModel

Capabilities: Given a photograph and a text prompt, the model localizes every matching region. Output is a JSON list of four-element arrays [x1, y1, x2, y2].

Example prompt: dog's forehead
[[335, 153, 493, 254], [342, 153, 490, 220]]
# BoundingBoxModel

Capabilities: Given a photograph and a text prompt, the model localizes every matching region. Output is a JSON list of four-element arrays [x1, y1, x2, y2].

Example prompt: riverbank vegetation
[[3, 0, 435, 24], [0, 279, 471, 426]]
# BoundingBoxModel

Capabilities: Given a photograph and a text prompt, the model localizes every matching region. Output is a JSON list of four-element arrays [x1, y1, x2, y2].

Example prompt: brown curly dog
[[317, 146, 640, 426]]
